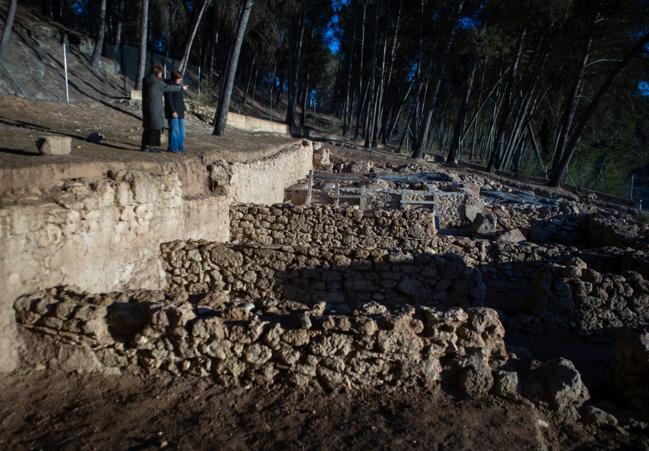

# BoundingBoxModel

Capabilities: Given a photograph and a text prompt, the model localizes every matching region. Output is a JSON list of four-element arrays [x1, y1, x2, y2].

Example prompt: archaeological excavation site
[[1, 138, 648, 449], [2, 0, 649, 448]]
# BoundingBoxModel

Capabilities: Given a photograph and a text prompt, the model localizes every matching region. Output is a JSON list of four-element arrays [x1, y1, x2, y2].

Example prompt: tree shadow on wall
[[274, 252, 483, 314], [272, 251, 633, 394]]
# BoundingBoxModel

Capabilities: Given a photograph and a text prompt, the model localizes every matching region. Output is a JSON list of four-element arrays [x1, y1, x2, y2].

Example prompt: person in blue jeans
[[164, 70, 187, 153]]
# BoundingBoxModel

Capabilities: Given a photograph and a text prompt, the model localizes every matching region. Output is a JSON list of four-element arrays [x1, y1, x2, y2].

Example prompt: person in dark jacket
[[164, 70, 187, 153], [140, 65, 186, 152]]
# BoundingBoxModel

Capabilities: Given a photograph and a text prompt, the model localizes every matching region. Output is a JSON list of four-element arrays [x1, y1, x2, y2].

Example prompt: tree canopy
[[14, 0, 649, 195]]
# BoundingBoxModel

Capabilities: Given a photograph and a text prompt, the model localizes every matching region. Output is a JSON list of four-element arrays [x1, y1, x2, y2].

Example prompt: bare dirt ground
[[0, 95, 298, 169], [0, 369, 642, 451]]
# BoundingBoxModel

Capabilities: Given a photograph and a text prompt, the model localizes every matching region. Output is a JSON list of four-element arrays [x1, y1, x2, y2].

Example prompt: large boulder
[[452, 352, 494, 398], [523, 358, 589, 410], [541, 358, 590, 409], [497, 228, 526, 243], [472, 212, 498, 235]]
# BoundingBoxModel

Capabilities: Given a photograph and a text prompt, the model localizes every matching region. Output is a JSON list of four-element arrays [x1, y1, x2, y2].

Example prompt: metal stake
[[306, 170, 314, 205], [62, 42, 70, 104]]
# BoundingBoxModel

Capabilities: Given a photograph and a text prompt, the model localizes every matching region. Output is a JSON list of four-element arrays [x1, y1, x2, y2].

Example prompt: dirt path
[[0, 370, 642, 450]]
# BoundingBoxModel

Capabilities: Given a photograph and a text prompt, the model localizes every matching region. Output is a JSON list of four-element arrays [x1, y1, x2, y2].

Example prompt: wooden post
[[360, 186, 367, 210]]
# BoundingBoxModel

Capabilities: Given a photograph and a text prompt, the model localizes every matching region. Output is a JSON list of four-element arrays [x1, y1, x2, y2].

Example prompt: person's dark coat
[[142, 74, 182, 130], [164, 84, 186, 120]]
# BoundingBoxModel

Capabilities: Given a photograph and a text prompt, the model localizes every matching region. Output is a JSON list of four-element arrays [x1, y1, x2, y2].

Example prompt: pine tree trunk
[[135, 0, 149, 90], [0, 0, 18, 61], [353, 1, 367, 139], [370, 36, 388, 148], [179, 0, 211, 76], [550, 31, 649, 186], [363, 0, 380, 148], [447, 59, 477, 164], [286, 4, 306, 127], [242, 54, 255, 105], [300, 71, 309, 128], [111, 0, 125, 60], [412, 0, 466, 159], [91, 0, 107, 69], [213, 0, 254, 136], [342, 10, 358, 136]]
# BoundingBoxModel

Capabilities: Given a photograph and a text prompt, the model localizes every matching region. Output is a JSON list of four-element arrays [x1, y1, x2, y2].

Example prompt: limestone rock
[[497, 228, 526, 244], [580, 406, 618, 427], [453, 353, 494, 398], [463, 197, 484, 222], [472, 213, 497, 235], [349, 161, 372, 174], [493, 370, 520, 398], [37, 136, 72, 155], [540, 358, 590, 409]]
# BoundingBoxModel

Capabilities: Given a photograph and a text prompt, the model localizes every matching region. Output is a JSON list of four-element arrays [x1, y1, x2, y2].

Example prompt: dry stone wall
[[524, 258, 649, 336], [0, 170, 228, 371], [161, 242, 485, 310], [0, 142, 314, 372], [14, 286, 507, 392], [230, 204, 436, 249], [613, 328, 649, 414]]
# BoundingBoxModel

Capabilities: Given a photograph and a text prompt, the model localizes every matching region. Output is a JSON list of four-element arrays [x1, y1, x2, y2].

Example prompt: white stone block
[[130, 90, 142, 101], [37, 136, 72, 155]]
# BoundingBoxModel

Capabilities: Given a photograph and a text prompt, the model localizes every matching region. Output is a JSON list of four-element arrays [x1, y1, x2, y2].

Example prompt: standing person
[[141, 65, 186, 152], [164, 70, 187, 153]]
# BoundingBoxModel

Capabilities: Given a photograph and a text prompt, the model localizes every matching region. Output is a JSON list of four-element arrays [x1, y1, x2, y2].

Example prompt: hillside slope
[[0, 2, 129, 102]]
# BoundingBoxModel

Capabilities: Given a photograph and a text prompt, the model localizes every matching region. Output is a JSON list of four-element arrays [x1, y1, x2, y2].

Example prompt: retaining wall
[[230, 204, 436, 249], [161, 241, 485, 309], [227, 112, 290, 135], [0, 142, 314, 371], [14, 286, 507, 391]]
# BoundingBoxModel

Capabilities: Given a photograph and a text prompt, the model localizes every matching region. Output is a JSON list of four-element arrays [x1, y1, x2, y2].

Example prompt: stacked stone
[[586, 216, 649, 251], [230, 204, 436, 249], [161, 241, 485, 310], [14, 287, 508, 393], [613, 328, 649, 414], [521, 257, 649, 336]]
